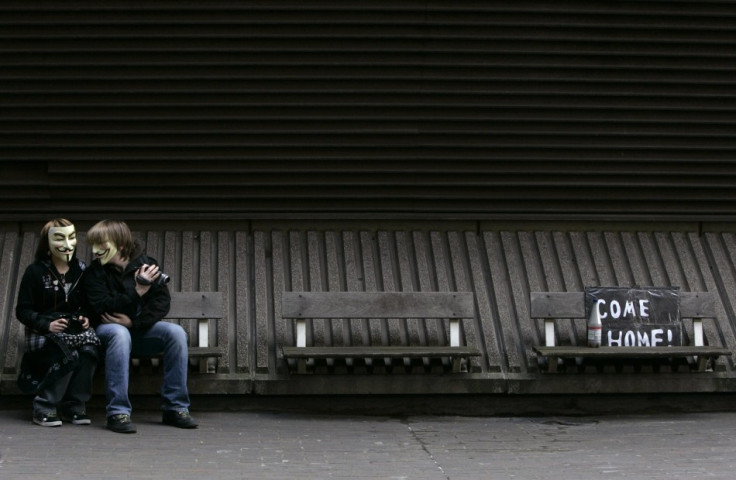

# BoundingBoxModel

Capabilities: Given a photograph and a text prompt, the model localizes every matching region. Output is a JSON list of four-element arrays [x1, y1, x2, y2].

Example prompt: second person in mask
[[83, 219, 197, 434]]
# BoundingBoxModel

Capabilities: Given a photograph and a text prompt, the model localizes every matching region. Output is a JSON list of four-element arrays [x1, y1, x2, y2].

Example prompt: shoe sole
[[33, 418, 62, 427], [106, 421, 137, 433], [107, 425, 137, 433]]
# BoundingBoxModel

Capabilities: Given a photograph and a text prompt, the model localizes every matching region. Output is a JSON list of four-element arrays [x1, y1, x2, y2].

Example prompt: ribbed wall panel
[[2, 2, 736, 220], [3, 224, 736, 394]]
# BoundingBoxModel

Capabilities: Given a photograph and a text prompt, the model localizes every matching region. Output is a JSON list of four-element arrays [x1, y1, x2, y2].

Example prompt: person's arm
[[134, 263, 171, 330], [83, 264, 141, 326], [121, 258, 170, 330], [15, 266, 52, 333]]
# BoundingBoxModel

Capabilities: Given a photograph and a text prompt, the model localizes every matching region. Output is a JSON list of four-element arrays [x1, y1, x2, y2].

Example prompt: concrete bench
[[133, 291, 224, 374], [531, 291, 731, 373], [281, 291, 481, 373]]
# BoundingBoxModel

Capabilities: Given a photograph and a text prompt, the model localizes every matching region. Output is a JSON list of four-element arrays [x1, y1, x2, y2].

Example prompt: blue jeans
[[96, 321, 191, 417]]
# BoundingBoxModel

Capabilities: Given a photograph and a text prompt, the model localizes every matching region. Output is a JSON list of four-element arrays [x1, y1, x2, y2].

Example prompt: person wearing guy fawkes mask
[[15, 218, 100, 427], [83, 219, 196, 434]]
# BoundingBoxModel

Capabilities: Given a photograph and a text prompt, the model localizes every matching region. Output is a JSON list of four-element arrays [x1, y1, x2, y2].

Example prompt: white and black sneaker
[[33, 412, 62, 427]]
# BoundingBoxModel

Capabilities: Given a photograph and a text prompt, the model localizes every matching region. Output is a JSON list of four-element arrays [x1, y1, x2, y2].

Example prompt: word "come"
[[596, 299, 649, 320]]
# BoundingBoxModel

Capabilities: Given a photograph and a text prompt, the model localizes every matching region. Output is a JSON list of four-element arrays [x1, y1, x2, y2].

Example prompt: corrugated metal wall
[[3, 223, 736, 395], [3, 2, 736, 398], [2, 1, 736, 221]]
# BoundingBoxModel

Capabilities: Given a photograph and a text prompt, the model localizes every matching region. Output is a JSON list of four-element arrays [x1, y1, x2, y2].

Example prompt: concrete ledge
[[6, 392, 736, 417], [5, 371, 736, 396]]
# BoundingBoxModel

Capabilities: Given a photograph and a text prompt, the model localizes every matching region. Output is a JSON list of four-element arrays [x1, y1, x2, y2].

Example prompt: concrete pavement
[[2, 405, 736, 479]]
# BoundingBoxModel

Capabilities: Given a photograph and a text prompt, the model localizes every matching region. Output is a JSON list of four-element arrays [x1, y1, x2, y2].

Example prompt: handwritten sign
[[585, 287, 682, 347]]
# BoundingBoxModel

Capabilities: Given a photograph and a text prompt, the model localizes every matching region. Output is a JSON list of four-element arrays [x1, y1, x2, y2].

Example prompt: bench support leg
[[449, 319, 469, 372], [697, 355, 709, 372], [198, 318, 216, 374], [295, 319, 308, 373], [544, 319, 555, 347], [450, 318, 460, 347], [547, 355, 559, 373], [452, 358, 468, 373], [296, 319, 307, 348], [693, 318, 705, 371]]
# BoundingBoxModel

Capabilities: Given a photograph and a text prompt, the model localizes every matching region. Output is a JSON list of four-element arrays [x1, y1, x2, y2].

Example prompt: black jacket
[[83, 242, 170, 332], [16, 256, 87, 333]]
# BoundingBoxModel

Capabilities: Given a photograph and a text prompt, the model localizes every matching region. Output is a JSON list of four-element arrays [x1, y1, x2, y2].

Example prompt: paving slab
[[1, 407, 736, 479]]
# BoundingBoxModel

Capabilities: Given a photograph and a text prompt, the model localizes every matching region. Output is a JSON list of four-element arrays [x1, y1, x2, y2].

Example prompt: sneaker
[[106, 414, 137, 434], [63, 411, 92, 425], [33, 412, 62, 427], [162, 410, 198, 429]]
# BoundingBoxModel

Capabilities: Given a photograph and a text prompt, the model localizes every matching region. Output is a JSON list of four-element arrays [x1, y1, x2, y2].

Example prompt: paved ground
[[2, 406, 736, 479]]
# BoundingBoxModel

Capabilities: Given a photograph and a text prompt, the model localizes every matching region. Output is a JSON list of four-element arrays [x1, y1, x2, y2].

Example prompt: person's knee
[[98, 324, 132, 351], [172, 324, 188, 344], [159, 322, 187, 345], [79, 345, 99, 364]]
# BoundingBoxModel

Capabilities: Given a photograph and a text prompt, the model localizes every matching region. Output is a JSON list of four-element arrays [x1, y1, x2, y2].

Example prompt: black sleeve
[[133, 255, 170, 331], [84, 259, 170, 332], [136, 283, 171, 331], [15, 265, 52, 333], [83, 263, 139, 327]]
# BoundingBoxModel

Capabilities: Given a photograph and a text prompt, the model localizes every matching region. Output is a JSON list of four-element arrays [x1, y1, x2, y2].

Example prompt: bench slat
[[282, 292, 474, 319], [530, 292, 584, 318], [680, 292, 716, 318], [282, 346, 481, 359], [167, 292, 224, 319]]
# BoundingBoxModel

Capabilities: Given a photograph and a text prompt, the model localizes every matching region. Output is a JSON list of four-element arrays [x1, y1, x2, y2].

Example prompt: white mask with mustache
[[48, 225, 77, 263], [92, 239, 118, 265]]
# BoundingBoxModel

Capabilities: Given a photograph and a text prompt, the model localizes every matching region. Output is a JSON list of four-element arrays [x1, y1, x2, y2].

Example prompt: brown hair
[[35, 218, 75, 262], [86, 219, 136, 261]]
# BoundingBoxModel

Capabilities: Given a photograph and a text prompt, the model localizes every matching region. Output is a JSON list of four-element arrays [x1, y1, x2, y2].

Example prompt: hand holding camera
[[135, 264, 170, 288], [64, 313, 86, 334], [48, 311, 88, 334]]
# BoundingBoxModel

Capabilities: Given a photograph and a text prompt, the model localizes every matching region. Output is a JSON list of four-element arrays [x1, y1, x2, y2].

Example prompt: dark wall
[[2, 1, 736, 221]]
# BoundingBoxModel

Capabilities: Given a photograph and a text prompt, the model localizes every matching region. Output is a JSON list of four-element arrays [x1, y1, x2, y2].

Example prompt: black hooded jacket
[[16, 256, 87, 333], [83, 242, 170, 332]]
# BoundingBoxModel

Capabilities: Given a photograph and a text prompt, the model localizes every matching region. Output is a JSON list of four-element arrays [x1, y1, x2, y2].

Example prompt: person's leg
[[133, 321, 197, 428], [132, 321, 191, 412], [32, 372, 71, 426], [95, 324, 132, 416], [59, 349, 97, 424]]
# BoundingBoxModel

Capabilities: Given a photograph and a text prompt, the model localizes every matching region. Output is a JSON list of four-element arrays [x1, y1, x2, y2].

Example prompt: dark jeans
[[33, 351, 97, 416]]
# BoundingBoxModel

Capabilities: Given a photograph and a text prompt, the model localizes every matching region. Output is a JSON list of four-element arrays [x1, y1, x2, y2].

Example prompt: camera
[[65, 314, 85, 335], [155, 272, 170, 286], [136, 271, 170, 286]]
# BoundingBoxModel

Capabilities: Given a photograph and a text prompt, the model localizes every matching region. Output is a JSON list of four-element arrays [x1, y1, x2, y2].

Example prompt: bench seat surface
[[533, 345, 730, 358], [282, 345, 481, 359]]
